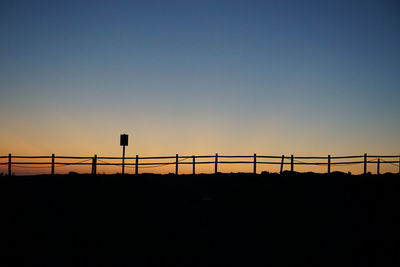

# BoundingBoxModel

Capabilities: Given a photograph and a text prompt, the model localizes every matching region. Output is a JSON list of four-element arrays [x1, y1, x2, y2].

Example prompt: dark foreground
[[2, 172, 400, 266]]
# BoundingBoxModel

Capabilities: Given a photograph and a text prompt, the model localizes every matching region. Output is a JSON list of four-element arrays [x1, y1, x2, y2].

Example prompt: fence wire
[[1, 154, 399, 175]]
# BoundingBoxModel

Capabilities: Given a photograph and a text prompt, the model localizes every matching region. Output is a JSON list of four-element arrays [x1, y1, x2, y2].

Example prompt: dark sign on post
[[120, 134, 128, 146], [120, 134, 129, 175]]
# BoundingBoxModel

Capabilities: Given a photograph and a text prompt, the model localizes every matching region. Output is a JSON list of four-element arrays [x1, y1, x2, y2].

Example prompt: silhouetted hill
[[2, 173, 400, 266]]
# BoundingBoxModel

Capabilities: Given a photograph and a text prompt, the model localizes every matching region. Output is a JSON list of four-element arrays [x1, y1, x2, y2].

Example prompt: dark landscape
[[3, 172, 400, 266]]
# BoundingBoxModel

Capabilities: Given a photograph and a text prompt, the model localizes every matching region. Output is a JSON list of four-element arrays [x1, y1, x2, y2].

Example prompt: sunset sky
[[1, 0, 399, 174]]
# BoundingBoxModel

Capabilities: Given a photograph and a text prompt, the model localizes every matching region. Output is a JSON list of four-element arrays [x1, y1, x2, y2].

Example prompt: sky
[[1, 0, 399, 174]]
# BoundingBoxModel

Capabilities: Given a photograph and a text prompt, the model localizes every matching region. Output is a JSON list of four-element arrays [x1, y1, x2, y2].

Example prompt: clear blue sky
[[1, 0, 399, 164]]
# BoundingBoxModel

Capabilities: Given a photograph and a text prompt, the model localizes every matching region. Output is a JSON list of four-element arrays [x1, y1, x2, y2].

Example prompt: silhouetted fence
[[1, 153, 400, 176]]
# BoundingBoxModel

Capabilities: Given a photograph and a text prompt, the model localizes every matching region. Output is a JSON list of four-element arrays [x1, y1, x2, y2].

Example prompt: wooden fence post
[[175, 154, 179, 175], [280, 155, 284, 174], [253, 153, 257, 174], [122, 146, 126, 175], [51, 154, 55, 175], [192, 155, 196, 175], [8, 154, 12, 176], [215, 153, 218, 174], [91, 155, 97, 175], [364, 153, 367, 175], [135, 155, 139, 175], [291, 155, 294, 172], [377, 158, 380, 175], [327, 155, 331, 174], [94, 154, 97, 175]]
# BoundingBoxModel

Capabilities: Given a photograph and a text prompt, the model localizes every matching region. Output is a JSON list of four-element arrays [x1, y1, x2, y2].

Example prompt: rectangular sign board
[[120, 134, 128, 146]]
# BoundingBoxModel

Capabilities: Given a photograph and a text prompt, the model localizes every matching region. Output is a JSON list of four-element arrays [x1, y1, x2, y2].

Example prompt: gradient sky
[[1, 0, 399, 174]]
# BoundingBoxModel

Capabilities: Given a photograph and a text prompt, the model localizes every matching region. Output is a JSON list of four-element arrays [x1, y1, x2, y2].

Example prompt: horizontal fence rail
[[0, 153, 399, 176]]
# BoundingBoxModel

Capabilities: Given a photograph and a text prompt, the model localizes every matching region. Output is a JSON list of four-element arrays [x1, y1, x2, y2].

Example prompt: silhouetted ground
[[2, 172, 400, 266]]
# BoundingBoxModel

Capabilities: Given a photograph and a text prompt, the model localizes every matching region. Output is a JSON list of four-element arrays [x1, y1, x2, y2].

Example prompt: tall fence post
[[192, 155, 196, 175], [364, 153, 367, 175], [91, 154, 97, 175], [377, 158, 380, 175], [280, 155, 284, 174], [122, 146, 126, 175], [175, 154, 179, 175], [135, 155, 139, 175], [291, 155, 294, 172], [253, 153, 257, 174], [327, 155, 331, 174], [215, 153, 218, 174], [51, 154, 55, 175], [8, 154, 12, 176]]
